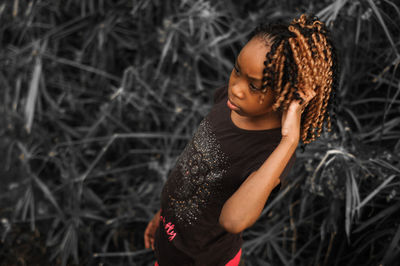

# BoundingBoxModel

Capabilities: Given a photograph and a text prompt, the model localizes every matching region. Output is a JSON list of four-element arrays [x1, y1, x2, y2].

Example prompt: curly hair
[[250, 14, 339, 145]]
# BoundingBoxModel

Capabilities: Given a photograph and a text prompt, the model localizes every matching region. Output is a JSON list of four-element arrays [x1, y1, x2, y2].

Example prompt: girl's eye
[[250, 83, 260, 92]]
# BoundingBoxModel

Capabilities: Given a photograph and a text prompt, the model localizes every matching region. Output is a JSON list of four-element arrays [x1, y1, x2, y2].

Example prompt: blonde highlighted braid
[[251, 14, 339, 145]]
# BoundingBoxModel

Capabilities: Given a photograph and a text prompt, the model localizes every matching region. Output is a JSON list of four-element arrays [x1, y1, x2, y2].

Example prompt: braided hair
[[250, 14, 339, 145]]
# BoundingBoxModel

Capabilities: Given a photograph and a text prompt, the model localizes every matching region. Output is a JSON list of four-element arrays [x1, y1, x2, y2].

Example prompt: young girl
[[144, 14, 338, 266]]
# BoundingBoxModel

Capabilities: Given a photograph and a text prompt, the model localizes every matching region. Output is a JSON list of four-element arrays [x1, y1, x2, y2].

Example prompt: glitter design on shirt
[[167, 118, 228, 227]]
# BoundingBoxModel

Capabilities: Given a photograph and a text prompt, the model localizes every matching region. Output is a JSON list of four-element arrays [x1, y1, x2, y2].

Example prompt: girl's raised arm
[[219, 89, 315, 234]]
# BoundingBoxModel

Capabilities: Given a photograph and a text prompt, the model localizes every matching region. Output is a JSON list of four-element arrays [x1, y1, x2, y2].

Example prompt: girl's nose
[[231, 83, 245, 99]]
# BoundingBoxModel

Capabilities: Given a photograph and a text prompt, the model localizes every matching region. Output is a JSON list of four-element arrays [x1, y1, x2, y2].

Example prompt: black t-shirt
[[154, 85, 296, 266]]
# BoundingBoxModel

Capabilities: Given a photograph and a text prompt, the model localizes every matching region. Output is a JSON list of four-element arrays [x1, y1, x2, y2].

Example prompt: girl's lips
[[227, 99, 240, 111]]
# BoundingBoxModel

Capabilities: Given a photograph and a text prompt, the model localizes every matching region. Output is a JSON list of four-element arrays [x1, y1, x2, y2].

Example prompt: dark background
[[0, 0, 399, 265]]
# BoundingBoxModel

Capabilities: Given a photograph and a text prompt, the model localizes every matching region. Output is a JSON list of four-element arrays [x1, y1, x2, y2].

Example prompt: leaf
[[367, 0, 399, 55], [76, 210, 106, 222], [155, 30, 175, 78], [32, 174, 63, 216], [355, 174, 397, 210], [270, 239, 289, 265], [21, 186, 33, 221], [60, 223, 79, 266], [46, 217, 63, 246], [382, 224, 400, 264], [354, 203, 400, 233], [345, 171, 352, 240], [25, 50, 42, 133]]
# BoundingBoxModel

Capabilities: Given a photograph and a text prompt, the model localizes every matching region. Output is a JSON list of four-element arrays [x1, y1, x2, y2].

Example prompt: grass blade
[[25, 51, 42, 133], [382, 224, 400, 264], [367, 0, 399, 55], [32, 174, 63, 216], [355, 174, 397, 211]]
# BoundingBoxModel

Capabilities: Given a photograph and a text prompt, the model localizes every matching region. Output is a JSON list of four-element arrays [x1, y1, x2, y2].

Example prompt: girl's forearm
[[219, 137, 298, 234]]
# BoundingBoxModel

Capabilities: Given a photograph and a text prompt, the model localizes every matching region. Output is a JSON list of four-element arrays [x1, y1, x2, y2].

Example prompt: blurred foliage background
[[0, 0, 399, 265]]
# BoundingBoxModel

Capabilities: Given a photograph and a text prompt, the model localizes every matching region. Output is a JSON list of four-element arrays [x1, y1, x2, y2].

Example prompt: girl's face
[[228, 37, 278, 119]]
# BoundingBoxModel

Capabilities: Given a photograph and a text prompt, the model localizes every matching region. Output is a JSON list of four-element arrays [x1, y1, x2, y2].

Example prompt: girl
[[144, 14, 338, 266]]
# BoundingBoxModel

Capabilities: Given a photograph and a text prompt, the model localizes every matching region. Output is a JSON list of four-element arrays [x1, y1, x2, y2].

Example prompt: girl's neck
[[231, 110, 281, 130]]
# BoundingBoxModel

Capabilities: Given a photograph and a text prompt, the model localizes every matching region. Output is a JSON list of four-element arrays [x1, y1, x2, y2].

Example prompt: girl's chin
[[232, 109, 246, 117]]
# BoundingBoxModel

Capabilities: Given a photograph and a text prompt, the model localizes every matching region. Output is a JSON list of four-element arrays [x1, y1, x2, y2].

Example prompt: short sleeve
[[213, 85, 228, 104]]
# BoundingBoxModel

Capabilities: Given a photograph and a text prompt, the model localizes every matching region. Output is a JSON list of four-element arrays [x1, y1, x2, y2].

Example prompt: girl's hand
[[144, 209, 161, 250], [281, 88, 316, 142]]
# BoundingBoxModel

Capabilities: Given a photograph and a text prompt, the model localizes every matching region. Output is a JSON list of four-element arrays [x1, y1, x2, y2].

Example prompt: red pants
[[154, 248, 242, 266]]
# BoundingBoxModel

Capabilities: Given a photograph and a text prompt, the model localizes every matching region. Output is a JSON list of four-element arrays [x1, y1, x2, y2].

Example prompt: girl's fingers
[[298, 89, 315, 102], [144, 222, 154, 249], [145, 212, 161, 249], [293, 92, 303, 104], [145, 231, 151, 248], [145, 232, 154, 249], [294, 89, 316, 111]]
